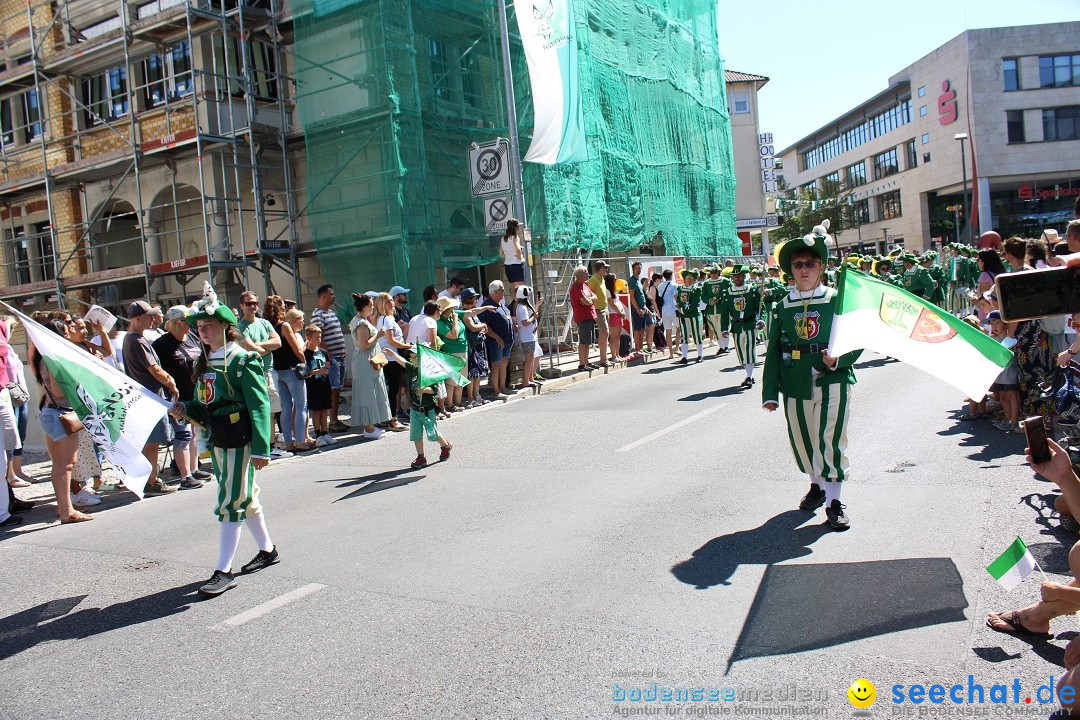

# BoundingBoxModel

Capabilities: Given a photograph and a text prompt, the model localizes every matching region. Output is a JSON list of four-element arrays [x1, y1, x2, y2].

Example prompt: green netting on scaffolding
[[291, 0, 738, 300]]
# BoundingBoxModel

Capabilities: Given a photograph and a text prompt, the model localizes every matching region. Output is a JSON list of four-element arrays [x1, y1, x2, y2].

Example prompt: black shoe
[[799, 484, 826, 510], [739, 377, 753, 389], [719, 348, 730, 355], [0, 515, 24, 527], [716, 347, 724, 356], [199, 569, 237, 596], [585, 363, 600, 370], [677, 358, 689, 366], [241, 546, 280, 574], [695, 356, 702, 364], [191, 470, 213, 481], [751, 377, 756, 385], [578, 365, 589, 372], [825, 499, 850, 531]]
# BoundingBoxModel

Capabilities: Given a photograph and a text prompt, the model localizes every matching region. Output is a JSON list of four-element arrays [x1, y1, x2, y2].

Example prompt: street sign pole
[[496, 0, 532, 287]]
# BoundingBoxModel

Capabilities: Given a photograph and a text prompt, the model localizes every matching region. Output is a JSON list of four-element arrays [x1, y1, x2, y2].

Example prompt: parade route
[[0, 350, 1066, 718]]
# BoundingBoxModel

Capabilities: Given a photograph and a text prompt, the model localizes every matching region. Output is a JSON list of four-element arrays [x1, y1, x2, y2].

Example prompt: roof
[[725, 70, 769, 86]]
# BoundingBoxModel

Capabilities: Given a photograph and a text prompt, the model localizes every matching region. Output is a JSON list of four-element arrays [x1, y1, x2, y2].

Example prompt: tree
[[771, 178, 856, 245]]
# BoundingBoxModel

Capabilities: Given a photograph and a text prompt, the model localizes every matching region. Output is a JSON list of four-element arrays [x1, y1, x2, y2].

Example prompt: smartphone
[[995, 266, 1080, 322], [1023, 416, 1051, 465]]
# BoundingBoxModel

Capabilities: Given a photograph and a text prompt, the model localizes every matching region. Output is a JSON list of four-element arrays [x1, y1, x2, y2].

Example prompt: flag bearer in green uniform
[[676, 268, 704, 365], [762, 225, 862, 531], [901, 253, 934, 299], [172, 282, 279, 596], [701, 264, 731, 355], [922, 252, 946, 307], [721, 264, 764, 388]]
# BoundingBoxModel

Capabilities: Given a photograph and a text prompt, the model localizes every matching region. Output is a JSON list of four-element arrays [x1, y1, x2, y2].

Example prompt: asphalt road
[[0, 348, 1070, 719]]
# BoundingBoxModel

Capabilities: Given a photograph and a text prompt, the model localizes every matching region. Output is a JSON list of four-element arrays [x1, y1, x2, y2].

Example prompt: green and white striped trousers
[[679, 316, 703, 346], [783, 382, 851, 482], [732, 328, 757, 366], [211, 444, 262, 522]]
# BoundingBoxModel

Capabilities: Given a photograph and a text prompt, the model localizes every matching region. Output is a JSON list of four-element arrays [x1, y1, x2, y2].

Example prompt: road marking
[[210, 583, 326, 631], [616, 403, 729, 453]]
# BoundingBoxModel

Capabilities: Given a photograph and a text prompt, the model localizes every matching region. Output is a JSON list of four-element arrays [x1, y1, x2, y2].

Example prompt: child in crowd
[[405, 359, 451, 468], [304, 325, 334, 447], [987, 310, 1020, 431], [958, 315, 989, 420]]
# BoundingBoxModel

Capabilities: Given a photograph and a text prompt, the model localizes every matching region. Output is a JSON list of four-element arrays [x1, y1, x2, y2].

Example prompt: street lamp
[[881, 227, 889, 254], [954, 132, 971, 244]]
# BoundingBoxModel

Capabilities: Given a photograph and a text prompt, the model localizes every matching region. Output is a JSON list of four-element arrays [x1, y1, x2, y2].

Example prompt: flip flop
[[985, 611, 1053, 639], [58, 511, 94, 524]]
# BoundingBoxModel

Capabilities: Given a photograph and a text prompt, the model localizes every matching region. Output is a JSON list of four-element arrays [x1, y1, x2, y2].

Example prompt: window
[[1006, 110, 1025, 143], [852, 199, 869, 225], [822, 170, 841, 192], [921, 132, 930, 145], [732, 91, 749, 113], [1040, 55, 1080, 88], [212, 37, 278, 100], [845, 161, 866, 188], [0, 98, 12, 147], [878, 190, 902, 220], [32, 222, 55, 282], [1003, 58, 1020, 91], [873, 148, 898, 179], [919, 105, 927, 117], [4, 228, 30, 286], [429, 38, 450, 101], [801, 180, 817, 197], [82, 66, 129, 125], [144, 41, 192, 106], [905, 139, 917, 169], [1043, 106, 1080, 142], [917, 85, 926, 98], [21, 89, 41, 142], [136, 0, 186, 19], [801, 97, 911, 169], [460, 49, 482, 109], [250, 41, 277, 100]]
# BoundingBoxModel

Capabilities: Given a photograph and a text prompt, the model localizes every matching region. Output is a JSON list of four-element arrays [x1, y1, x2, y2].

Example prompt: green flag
[[416, 344, 468, 389]]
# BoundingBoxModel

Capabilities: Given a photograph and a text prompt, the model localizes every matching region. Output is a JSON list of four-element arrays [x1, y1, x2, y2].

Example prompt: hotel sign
[[759, 132, 777, 193]]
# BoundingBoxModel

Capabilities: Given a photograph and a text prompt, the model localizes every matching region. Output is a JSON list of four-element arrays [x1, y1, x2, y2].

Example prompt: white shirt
[[437, 289, 457, 299], [376, 315, 404, 360], [501, 235, 523, 265], [92, 331, 126, 371], [516, 304, 536, 343], [406, 314, 438, 346]]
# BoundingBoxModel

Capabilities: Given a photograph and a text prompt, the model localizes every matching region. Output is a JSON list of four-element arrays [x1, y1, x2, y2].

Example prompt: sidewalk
[[7, 342, 684, 514]]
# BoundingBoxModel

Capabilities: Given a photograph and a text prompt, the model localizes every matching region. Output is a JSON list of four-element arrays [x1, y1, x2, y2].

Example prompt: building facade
[[725, 69, 776, 255], [778, 22, 1080, 254]]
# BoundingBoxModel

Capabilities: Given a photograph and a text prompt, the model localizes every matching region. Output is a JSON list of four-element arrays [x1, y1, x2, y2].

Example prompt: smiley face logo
[[848, 678, 876, 709]]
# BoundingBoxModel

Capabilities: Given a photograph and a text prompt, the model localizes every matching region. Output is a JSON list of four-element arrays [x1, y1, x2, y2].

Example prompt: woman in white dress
[[349, 294, 391, 439]]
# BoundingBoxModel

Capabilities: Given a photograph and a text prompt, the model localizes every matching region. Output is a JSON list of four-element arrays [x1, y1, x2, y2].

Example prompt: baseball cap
[[364, 290, 380, 298], [390, 285, 410, 297], [987, 310, 1002, 321], [595, 260, 610, 269], [127, 300, 163, 319], [515, 285, 532, 300], [164, 305, 190, 322], [460, 287, 479, 300]]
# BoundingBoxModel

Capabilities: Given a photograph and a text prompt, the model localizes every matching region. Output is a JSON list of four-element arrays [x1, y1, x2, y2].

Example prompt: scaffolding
[[0, 0, 308, 314]]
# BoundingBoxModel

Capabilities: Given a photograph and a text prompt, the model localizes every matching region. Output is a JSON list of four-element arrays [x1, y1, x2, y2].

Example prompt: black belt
[[780, 343, 826, 354], [44, 402, 73, 411]]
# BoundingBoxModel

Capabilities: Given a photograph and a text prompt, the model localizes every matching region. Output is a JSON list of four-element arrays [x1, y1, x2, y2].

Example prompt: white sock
[[745, 363, 753, 378], [681, 343, 688, 358], [244, 512, 274, 552], [696, 343, 703, 359], [721, 335, 729, 349], [822, 481, 842, 506], [216, 521, 243, 572]]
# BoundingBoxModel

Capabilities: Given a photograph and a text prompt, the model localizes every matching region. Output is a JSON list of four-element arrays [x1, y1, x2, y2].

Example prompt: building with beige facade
[[726, 69, 776, 255], [778, 22, 1080, 255]]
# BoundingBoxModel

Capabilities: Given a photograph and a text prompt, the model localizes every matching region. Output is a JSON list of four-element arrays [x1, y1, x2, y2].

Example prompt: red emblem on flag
[[911, 308, 957, 344]]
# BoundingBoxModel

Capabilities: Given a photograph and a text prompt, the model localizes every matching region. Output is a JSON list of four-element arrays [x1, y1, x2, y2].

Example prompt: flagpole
[[496, 0, 533, 288]]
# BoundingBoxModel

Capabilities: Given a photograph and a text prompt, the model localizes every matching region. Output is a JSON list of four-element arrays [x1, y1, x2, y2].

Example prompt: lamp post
[[881, 227, 889, 255], [954, 132, 970, 244]]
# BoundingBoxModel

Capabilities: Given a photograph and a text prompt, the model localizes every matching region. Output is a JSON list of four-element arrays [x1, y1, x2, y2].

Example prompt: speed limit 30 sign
[[468, 139, 512, 197]]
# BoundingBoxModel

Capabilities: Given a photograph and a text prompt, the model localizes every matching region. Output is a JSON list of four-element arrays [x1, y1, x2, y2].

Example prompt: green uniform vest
[[721, 283, 762, 331], [675, 284, 702, 318], [185, 344, 272, 458]]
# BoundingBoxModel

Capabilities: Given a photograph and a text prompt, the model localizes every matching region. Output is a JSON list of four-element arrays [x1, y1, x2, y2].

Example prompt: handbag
[[206, 405, 253, 449], [59, 411, 85, 435], [1053, 365, 1080, 424], [4, 382, 28, 408], [369, 352, 388, 370], [294, 363, 312, 380]]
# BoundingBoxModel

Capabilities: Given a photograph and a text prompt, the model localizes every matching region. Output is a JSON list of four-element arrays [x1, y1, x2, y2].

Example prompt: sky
[[716, 0, 1080, 151]]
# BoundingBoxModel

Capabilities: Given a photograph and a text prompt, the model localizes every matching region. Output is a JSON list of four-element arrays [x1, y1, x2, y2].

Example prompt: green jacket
[[721, 283, 763, 331], [185, 343, 272, 458], [700, 277, 731, 315], [762, 286, 861, 403], [675, 284, 702, 318], [902, 266, 935, 298]]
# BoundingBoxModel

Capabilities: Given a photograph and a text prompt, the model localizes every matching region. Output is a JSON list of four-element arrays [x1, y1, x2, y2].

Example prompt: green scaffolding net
[[291, 0, 738, 300]]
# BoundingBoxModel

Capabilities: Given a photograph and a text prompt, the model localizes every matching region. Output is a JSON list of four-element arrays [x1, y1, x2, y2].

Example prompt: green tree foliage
[[771, 178, 856, 244]]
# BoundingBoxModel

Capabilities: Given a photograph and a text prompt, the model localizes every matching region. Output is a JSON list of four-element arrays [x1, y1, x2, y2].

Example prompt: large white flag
[[515, 0, 588, 164], [6, 304, 171, 498]]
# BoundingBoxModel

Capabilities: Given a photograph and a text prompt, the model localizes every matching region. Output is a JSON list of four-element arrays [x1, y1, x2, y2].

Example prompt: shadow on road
[[0, 583, 203, 661], [937, 419, 1027, 462], [329, 468, 426, 503], [670, 510, 830, 589], [678, 386, 752, 402], [727, 558, 968, 671]]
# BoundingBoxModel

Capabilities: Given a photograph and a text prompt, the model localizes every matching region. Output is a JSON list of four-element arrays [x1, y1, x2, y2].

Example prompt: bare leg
[[46, 433, 84, 521], [142, 443, 160, 486]]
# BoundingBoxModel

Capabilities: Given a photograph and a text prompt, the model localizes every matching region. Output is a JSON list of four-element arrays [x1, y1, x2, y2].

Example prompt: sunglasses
[[791, 260, 821, 270], [242, 301, 259, 307]]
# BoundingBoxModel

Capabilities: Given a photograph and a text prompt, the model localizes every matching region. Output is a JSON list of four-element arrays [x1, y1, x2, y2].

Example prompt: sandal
[[59, 510, 94, 524], [985, 611, 1053, 639]]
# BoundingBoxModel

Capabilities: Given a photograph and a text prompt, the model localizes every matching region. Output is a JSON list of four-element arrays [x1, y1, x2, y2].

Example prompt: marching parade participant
[[675, 268, 704, 365], [901, 253, 934, 299], [762, 265, 788, 349], [762, 220, 861, 531], [171, 283, 279, 597], [701, 264, 730, 355], [720, 264, 763, 388], [922, 252, 946, 307]]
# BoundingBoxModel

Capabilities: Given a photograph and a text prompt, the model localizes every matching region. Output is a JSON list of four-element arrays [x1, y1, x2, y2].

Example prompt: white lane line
[[210, 583, 327, 631], [616, 403, 729, 453]]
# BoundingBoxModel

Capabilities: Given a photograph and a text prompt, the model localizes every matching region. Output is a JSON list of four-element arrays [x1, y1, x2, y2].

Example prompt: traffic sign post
[[484, 196, 512, 234], [468, 139, 513, 197]]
